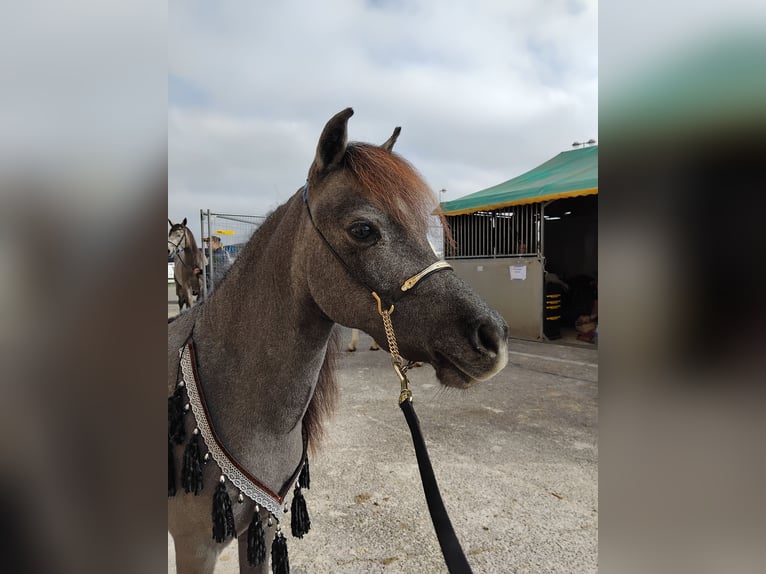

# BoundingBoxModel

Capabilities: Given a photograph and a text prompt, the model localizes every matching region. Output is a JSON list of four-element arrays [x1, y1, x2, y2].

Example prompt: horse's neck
[[183, 230, 201, 264], [184, 229, 201, 260], [190, 195, 331, 482]]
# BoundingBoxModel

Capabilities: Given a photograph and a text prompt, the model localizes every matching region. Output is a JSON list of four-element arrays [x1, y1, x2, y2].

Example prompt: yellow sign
[[215, 230, 235, 235]]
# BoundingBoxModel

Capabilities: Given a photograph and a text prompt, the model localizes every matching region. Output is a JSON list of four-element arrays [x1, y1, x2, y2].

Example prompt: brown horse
[[168, 109, 509, 573], [168, 218, 204, 311]]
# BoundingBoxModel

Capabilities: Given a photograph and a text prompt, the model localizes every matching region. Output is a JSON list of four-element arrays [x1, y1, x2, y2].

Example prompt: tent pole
[[541, 199, 558, 256]]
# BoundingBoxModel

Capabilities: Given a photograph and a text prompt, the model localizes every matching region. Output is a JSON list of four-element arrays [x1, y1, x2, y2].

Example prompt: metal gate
[[443, 204, 542, 258], [449, 256, 544, 340], [200, 210, 267, 296], [442, 205, 544, 340]]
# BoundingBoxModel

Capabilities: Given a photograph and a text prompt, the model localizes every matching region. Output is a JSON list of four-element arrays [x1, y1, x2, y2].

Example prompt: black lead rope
[[400, 398, 473, 574]]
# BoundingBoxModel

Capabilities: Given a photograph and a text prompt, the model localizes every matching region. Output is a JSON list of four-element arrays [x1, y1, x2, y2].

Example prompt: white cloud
[[168, 0, 597, 225]]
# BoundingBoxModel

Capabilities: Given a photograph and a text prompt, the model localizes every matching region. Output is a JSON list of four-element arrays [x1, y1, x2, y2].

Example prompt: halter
[[168, 229, 187, 255], [168, 227, 201, 273], [301, 180, 452, 398], [303, 182, 472, 572]]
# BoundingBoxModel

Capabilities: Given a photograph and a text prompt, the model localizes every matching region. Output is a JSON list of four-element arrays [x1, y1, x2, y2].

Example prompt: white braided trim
[[179, 345, 292, 518]]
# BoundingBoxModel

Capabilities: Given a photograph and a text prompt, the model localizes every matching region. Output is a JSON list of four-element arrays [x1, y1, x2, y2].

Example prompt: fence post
[[206, 209, 213, 295], [200, 209, 208, 299]]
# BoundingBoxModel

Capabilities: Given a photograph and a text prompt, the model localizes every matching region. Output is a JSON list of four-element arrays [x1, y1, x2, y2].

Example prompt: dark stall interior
[[543, 195, 598, 342]]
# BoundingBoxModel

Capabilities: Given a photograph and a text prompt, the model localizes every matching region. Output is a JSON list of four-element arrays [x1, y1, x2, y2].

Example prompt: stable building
[[439, 145, 598, 341]]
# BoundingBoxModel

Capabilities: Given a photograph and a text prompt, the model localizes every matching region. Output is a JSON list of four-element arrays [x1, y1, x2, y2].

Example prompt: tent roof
[[439, 145, 598, 216]]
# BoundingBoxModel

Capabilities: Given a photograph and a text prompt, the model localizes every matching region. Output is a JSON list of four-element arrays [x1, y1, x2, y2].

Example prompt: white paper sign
[[510, 265, 527, 280]]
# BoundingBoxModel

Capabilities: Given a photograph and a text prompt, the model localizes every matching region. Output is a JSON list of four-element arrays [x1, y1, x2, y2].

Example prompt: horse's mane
[[184, 226, 200, 253], [344, 143, 437, 236], [303, 328, 340, 455]]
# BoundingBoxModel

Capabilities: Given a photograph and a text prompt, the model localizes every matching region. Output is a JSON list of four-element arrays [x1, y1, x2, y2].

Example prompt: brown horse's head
[[301, 108, 508, 388]]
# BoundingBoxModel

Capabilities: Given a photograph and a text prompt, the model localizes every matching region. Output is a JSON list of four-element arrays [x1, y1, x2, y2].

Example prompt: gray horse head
[[299, 108, 508, 388], [168, 217, 188, 256]]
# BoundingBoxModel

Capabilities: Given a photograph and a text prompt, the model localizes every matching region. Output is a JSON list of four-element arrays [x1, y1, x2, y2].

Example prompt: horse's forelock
[[344, 143, 437, 234]]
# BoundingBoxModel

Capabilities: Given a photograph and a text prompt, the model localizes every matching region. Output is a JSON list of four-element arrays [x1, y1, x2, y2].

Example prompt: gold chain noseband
[[371, 260, 452, 405]]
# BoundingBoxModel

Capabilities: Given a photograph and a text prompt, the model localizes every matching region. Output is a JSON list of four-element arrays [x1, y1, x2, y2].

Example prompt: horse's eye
[[348, 222, 375, 241]]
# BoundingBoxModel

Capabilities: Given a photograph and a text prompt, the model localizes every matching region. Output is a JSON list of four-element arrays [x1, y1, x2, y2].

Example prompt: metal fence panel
[[200, 210, 268, 295], [443, 204, 541, 259]]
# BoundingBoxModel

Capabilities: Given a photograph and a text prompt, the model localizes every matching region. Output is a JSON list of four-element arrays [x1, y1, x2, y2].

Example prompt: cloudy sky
[[168, 0, 597, 228]]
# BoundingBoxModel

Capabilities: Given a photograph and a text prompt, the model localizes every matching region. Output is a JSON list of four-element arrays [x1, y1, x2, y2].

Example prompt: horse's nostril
[[478, 324, 498, 355], [472, 319, 503, 356]]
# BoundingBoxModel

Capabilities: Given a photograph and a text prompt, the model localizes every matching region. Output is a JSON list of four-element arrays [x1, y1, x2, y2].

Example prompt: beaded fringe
[[168, 347, 312, 573]]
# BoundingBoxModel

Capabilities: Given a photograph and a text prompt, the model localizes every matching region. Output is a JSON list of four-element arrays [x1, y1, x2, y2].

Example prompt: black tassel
[[271, 531, 290, 574], [168, 438, 176, 497], [168, 385, 186, 445], [247, 509, 267, 566], [182, 430, 204, 495], [212, 479, 236, 543], [298, 458, 310, 490], [290, 486, 311, 538]]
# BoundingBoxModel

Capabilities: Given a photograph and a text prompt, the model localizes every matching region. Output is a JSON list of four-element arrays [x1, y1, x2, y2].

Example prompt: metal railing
[[200, 210, 268, 296], [443, 203, 542, 258]]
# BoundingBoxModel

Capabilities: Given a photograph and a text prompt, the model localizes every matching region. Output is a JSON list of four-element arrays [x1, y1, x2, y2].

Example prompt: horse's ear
[[182, 217, 187, 227], [168, 219, 173, 227], [381, 126, 401, 151], [310, 107, 354, 176]]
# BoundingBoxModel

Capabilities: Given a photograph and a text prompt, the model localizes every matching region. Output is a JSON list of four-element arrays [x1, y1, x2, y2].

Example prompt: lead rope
[[302, 180, 469, 570], [371, 291, 473, 574]]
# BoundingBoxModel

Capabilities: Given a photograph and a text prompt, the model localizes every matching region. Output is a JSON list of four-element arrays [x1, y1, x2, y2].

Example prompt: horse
[[168, 218, 205, 312], [168, 108, 509, 574], [346, 328, 380, 351]]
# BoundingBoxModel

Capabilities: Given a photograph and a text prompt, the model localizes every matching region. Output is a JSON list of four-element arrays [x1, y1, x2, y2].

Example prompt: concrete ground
[[168, 286, 598, 573]]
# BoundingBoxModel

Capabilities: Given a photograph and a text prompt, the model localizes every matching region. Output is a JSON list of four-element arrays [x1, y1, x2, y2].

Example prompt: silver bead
[[237, 493, 244, 503], [178, 381, 185, 388], [219, 475, 225, 484], [192, 427, 199, 435], [203, 452, 210, 462], [184, 403, 191, 412]]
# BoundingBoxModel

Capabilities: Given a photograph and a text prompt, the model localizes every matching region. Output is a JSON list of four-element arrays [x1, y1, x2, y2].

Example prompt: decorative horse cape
[[169, 339, 308, 572], [168, 108, 508, 574]]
